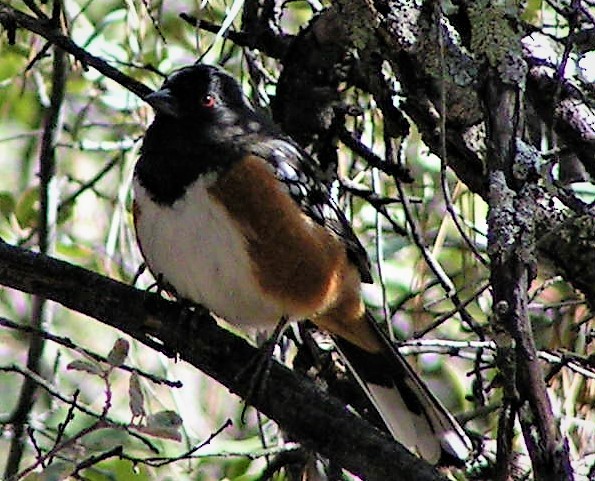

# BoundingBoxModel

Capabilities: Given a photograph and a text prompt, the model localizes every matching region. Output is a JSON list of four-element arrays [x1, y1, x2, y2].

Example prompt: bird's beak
[[145, 88, 180, 117]]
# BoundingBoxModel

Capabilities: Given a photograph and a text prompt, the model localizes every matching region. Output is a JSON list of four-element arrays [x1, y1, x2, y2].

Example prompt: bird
[[132, 63, 472, 465]]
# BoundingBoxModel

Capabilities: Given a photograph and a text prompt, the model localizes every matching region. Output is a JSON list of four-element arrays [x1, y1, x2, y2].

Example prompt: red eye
[[201, 94, 216, 108]]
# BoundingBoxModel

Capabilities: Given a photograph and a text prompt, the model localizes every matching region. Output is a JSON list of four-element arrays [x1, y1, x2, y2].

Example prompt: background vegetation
[[0, 0, 593, 480]]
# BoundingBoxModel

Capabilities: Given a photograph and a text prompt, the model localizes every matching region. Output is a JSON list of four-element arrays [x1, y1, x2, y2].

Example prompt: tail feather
[[333, 312, 472, 465]]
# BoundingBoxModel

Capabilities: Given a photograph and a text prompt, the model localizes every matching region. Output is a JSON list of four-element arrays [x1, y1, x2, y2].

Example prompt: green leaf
[[38, 461, 72, 481], [137, 410, 183, 441], [15, 186, 39, 229], [67, 359, 103, 376], [0, 191, 15, 219], [521, 0, 543, 23], [82, 459, 149, 481], [106, 338, 129, 366], [128, 372, 145, 418], [135, 424, 182, 441], [146, 410, 182, 428], [57, 203, 74, 225], [136, 411, 182, 441]]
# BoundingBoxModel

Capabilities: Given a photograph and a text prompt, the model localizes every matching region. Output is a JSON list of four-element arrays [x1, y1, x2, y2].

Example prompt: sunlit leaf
[[14, 186, 39, 229], [107, 338, 129, 366], [129, 372, 145, 418], [37, 461, 72, 481], [146, 410, 183, 428], [135, 424, 182, 442], [67, 359, 103, 376], [0, 191, 15, 219]]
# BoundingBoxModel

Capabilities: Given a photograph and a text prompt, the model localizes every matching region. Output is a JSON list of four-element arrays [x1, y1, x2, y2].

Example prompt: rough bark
[[0, 240, 450, 481]]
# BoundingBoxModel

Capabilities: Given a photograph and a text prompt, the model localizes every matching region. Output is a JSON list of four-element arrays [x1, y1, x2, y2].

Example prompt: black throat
[[135, 116, 243, 206]]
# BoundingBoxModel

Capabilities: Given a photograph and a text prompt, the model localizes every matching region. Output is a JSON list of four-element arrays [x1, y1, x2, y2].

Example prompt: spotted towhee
[[133, 64, 472, 464]]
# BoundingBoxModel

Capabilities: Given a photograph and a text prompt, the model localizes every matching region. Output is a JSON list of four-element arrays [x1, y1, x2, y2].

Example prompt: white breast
[[133, 175, 283, 328]]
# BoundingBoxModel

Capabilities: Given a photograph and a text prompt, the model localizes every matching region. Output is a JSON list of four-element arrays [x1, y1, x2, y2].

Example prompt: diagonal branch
[[0, 1, 152, 100], [0, 240, 452, 481]]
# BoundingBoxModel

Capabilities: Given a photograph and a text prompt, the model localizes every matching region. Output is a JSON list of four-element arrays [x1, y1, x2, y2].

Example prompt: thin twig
[[53, 390, 80, 449], [413, 282, 490, 338], [22, 0, 47, 20], [179, 12, 291, 60], [0, 364, 159, 454], [16, 419, 108, 479], [340, 180, 408, 236], [0, 316, 182, 387], [435, 6, 488, 267], [3, 16, 66, 477], [390, 138, 482, 336], [136, 419, 233, 466], [0, 1, 152, 100], [69, 446, 124, 477], [399, 339, 595, 379], [338, 128, 413, 183]]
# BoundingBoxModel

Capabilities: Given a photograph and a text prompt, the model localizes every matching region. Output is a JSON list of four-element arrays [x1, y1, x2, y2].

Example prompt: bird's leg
[[153, 273, 172, 297], [133, 267, 171, 300], [240, 316, 289, 421], [169, 298, 215, 361], [131, 262, 147, 287], [135, 271, 170, 298]]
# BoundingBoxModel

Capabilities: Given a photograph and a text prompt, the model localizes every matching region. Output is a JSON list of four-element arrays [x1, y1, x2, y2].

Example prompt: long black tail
[[333, 311, 472, 465]]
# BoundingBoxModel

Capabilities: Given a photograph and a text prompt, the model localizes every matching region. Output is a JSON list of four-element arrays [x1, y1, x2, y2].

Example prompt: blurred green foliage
[[0, 0, 592, 480]]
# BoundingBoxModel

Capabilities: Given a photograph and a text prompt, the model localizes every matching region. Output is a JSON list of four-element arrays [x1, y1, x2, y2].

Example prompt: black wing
[[249, 136, 373, 283]]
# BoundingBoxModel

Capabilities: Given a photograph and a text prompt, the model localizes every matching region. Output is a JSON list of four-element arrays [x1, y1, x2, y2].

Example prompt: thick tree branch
[[0, 240, 452, 481], [355, 0, 595, 308], [524, 35, 595, 178], [0, 3, 592, 477], [480, 5, 574, 478], [535, 208, 595, 311], [2, 0, 594, 310]]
